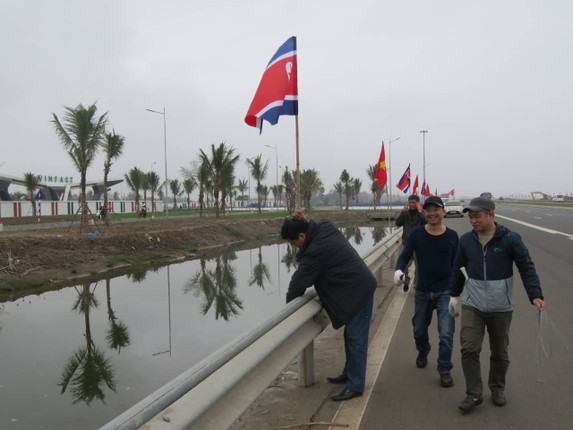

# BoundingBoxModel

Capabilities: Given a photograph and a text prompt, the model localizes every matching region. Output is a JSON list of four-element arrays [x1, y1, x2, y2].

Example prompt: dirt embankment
[[0, 211, 369, 297]]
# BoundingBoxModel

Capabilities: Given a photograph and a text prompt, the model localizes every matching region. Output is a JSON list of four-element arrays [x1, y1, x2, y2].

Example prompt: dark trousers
[[341, 295, 374, 393], [412, 290, 455, 373], [460, 305, 513, 396]]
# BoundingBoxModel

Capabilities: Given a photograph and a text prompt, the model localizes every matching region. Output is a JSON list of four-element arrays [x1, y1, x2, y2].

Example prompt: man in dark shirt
[[282, 210, 377, 402], [394, 196, 459, 388], [395, 195, 426, 291]]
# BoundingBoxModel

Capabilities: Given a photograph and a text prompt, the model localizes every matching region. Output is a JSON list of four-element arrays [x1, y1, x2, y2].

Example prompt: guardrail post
[[298, 341, 315, 387]]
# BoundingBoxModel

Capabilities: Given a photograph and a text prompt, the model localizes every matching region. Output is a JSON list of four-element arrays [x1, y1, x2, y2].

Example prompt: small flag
[[396, 163, 411, 193], [449, 188, 455, 197], [245, 36, 298, 132], [412, 175, 419, 195], [375, 142, 388, 189], [421, 181, 431, 197]]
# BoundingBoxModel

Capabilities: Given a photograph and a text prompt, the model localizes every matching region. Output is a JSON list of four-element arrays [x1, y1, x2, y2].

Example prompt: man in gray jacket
[[449, 197, 546, 413]]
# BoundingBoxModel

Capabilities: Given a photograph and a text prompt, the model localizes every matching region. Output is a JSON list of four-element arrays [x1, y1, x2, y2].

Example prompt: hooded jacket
[[286, 220, 377, 329], [450, 223, 543, 312]]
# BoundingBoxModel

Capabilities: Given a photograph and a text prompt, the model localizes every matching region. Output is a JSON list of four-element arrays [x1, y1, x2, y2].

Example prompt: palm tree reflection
[[281, 243, 298, 272], [59, 282, 116, 405], [184, 251, 243, 321], [105, 278, 131, 353], [248, 246, 271, 289], [343, 226, 364, 245], [370, 226, 386, 245]]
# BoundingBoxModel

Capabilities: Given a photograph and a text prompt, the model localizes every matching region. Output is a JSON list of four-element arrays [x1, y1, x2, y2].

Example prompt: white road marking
[[495, 214, 573, 240]]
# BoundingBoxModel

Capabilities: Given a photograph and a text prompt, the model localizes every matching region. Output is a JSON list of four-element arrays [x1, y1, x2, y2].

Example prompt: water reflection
[[184, 251, 244, 322], [249, 246, 271, 289], [105, 278, 131, 353], [0, 223, 391, 429], [59, 282, 117, 405]]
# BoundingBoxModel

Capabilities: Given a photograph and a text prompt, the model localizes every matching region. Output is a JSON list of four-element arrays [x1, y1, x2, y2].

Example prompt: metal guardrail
[[101, 228, 402, 430]]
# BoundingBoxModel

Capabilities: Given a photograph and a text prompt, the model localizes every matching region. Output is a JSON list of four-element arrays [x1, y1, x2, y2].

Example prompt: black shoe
[[459, 395, 483, 413], [331, 388, 362, 402], [326, 374, 348, 384], [403, 281, 409, 292], [440, 372, 454, 388], [416, 352, 429, 368], [492, 390, 507, 406]]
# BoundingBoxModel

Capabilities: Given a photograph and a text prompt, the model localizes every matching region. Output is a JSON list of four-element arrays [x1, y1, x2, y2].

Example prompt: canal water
[[0, 224, 392, 429]]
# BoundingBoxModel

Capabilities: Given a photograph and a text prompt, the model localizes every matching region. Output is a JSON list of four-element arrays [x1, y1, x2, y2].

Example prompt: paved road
[[345, 207, 573, 430]]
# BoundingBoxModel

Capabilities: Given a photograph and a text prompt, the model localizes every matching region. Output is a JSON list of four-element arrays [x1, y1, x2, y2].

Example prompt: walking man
[[449, 197, 546, 413], [394, 196, 459, 388], [395, 194, 426, 291], [281, 210, 377, 401]]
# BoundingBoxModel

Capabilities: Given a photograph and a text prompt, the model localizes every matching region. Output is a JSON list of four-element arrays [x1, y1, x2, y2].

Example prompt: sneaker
[[492, 390, 507, 406], [459, 395, 483, 413], [416, 352, 428, 368], [440, 372, 454, 388]]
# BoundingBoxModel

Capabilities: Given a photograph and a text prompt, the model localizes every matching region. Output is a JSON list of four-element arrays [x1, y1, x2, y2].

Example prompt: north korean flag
[[396, 164, 411, 193], [245, 36, 298, 132]]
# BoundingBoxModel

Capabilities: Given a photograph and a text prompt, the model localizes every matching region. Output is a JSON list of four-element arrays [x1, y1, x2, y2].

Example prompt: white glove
[[393, 270, 405, 285], [448, 296, 460, 318]]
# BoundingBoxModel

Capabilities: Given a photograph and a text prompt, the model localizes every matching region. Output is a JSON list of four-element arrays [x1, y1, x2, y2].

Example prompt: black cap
[[423, 196, 444, 209], [463, 197, 496, 213]]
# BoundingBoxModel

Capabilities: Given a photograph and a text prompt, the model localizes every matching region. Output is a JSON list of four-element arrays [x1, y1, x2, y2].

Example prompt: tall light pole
[[147, 108, 168, 217], [387, 136, 401, 223], [420, 130, 428, 201], [264, 145, 279, 210]]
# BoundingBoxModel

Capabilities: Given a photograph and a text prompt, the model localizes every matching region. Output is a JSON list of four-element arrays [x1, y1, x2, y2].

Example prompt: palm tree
[[101, 131, 125, 225], [340, 169, 353, 210], [353, 178, 362, 206], [124, 167, 145, 209], [246, 155, 268, 213], [182, 177, 197, 210], [169, 179, 182, 209], [23, 172, 41, 217], [199, 142, 240, 218], [236, 179, 249, 207], [105, 278, 131, 353], [300, 168, 323, 211], [52, 103, 108, 229], [147, 171, 160, 212], [195, 155, 211, 216], [282, 167, 296, 212], [367, 164, 383, 209], [334, 181, 344, 209]]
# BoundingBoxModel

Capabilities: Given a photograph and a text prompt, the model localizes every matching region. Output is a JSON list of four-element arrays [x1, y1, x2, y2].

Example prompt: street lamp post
[[147, 108, 168, 217], [387, 136, 401, 223], [264, 145, 279, 210], [420, 130, 428, 201]]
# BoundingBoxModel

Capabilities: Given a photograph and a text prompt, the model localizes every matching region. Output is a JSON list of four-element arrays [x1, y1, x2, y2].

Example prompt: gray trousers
[[460, 305, 513, 397]]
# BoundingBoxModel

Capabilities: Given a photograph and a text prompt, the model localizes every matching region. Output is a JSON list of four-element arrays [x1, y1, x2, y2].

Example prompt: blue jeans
[[341, 295, 373, 393], [412, 290, 455, 374]]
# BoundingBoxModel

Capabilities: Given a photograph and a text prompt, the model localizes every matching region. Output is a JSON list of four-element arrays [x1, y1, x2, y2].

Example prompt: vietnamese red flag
[[412, 175, 419, 195], [375, 142, 387, 189], [245, 37, 298, 132]]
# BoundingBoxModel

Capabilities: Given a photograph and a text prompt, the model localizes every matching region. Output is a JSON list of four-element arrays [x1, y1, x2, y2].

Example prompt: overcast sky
[[1, 0, 571, 199]]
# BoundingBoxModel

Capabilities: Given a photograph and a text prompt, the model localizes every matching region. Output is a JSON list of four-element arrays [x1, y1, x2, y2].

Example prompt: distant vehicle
[[553, 194, 564, 202], [480, 192, 493, 199], [444, 200, 464, 217]]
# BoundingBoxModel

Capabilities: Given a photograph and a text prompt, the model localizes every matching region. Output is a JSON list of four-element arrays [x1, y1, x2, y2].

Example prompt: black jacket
[[395, 209, 426, 242], [286, 220, 377, 329]]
